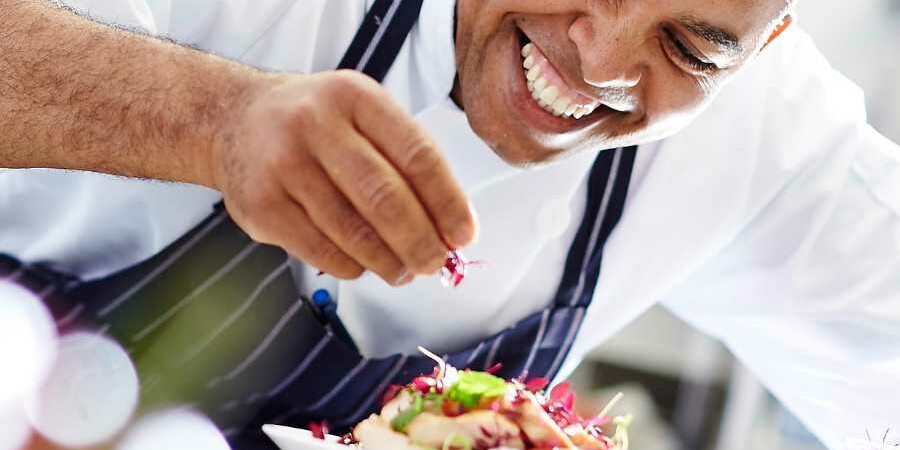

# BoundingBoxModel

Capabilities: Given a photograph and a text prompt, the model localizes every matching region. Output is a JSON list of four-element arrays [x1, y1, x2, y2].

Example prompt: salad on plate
[[270, 348, 632, 450]]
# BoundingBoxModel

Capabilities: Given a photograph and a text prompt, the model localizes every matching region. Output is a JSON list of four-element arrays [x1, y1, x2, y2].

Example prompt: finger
[[311, 125, 449, 275], [264, 194, 365, 279], [281, 158, 411, 286], [344, 76, 477, 249]]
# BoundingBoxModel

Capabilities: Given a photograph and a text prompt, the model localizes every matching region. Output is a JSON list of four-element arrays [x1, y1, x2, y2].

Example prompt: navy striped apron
[[0, 0, 638, 448]]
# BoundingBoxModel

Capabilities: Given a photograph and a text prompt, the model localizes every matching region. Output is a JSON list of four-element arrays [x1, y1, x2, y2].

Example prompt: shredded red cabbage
[[377, 358, 619, 449], [548, 382, 575, 412], [440, 250, 484, 287], [412, 376, 437, 394], [523, 377, 550, 393], [440, 251, 467, 287], [309, 420, 329, 440]]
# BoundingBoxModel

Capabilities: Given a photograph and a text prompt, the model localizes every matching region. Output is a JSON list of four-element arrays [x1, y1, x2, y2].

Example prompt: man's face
[[454, 0, 792, 165]]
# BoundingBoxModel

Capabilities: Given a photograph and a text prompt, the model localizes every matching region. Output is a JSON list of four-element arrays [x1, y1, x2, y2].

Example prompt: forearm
[[0, 0, 263, 186]]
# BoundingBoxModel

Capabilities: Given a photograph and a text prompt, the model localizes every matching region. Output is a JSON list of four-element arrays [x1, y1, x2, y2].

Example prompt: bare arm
[[0, 0, 476, 284], [0, 0, 257, 185]]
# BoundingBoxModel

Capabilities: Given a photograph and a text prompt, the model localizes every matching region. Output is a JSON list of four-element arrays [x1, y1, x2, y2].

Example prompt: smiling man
[[1, 0, 898, 449], [455, 0, 791, 163]]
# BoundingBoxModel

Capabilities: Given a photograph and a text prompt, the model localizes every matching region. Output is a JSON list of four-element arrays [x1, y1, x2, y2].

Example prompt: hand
[[206, 70, 477, 286]]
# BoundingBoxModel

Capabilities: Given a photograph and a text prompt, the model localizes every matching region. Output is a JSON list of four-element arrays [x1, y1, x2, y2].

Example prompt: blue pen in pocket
[[311, 289, 358, 351]]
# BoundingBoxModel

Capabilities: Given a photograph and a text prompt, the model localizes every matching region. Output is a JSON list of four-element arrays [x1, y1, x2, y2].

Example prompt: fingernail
[[395, 270, 415, 286], [452, 202, 479, 245]]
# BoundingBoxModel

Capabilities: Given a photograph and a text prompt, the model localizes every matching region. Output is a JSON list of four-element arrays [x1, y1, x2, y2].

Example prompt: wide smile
[[508, 27, 616, 135]]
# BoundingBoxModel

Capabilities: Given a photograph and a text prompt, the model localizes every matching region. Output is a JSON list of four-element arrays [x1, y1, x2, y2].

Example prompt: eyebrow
[[676, 17, 744, 57]]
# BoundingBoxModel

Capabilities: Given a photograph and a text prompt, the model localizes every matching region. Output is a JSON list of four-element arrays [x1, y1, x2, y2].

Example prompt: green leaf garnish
[[445, 371, 507, 409], [424, 392, 445, 411], [442, 433, 473, 450], [391, 393, 424, 432]]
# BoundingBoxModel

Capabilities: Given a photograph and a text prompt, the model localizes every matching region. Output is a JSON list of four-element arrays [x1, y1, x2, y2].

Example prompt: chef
[[0, 0, 897, 449]]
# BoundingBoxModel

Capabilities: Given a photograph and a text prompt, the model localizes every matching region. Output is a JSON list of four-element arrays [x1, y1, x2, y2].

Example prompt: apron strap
[[338, 0, 425, 80], [554, 146, 638, 307]]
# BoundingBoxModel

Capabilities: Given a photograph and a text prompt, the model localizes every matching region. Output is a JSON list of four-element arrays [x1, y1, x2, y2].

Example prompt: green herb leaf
[[442, 433, 473, 450], [424, 392, 445, 412], [391, 393, 424, 432], [446, 371, 507, 409]]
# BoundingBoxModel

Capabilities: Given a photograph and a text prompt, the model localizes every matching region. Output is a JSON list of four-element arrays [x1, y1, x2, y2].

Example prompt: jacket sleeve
[[60, 0, 165, 34], [58, 0, 323, 61], [662, 28, 900, 450]]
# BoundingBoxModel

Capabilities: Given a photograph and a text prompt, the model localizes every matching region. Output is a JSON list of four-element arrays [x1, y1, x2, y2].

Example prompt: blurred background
[[2, 2, 898, 450], [570, 6, 900, 450]]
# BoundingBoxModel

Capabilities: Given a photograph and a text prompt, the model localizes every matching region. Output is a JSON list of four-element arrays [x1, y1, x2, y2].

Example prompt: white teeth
[[552, 97, 571, 116], [539, 86, 560, 106], [522, 43, 594, 120], [523, 55, 535, 70], [574, 105, 594, 119]]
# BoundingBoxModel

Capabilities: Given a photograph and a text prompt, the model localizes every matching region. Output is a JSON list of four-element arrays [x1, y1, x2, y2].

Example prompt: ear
[[763, 15, 793, 50]]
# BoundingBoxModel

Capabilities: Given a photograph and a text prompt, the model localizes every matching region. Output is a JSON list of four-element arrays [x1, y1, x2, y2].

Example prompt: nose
[[568, 14, 643, 90]]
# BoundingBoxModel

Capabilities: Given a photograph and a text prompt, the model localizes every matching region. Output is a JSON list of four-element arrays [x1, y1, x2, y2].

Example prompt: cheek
[[639, 70, 722, 140]]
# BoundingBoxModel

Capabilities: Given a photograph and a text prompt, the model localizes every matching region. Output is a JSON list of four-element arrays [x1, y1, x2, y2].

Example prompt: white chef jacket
[[1, 1, 898, 448]]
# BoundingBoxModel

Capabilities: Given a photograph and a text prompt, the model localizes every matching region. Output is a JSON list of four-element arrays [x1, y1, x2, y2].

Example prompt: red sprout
[[485, 362, 504, 374], [309, 420, 329, 440], [548, 382, 575, 412], [412, 376, 436, 393], [440, 250, 483, 288], [524, 377, 550, 393]]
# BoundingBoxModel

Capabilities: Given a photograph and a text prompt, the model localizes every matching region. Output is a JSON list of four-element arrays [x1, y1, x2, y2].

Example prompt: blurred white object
[[0, 281, 57, 407], [0, 403, 31, 450], [799, 0, 900, 142], [262, 425, 343, 450], [25, 332, 139, 448], [118, 408, 231, 450], [844, 439, 897, 450]]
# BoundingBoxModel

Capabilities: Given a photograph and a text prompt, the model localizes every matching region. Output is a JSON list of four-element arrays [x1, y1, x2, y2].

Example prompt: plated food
[[301, 348, 632, 450]]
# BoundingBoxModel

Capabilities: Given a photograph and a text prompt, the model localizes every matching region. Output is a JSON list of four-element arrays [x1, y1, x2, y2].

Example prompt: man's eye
[[663, 28, 718, 74]]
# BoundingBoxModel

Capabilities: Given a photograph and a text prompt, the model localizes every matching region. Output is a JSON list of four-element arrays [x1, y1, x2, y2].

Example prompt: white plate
[[262, 425, 349, 450]]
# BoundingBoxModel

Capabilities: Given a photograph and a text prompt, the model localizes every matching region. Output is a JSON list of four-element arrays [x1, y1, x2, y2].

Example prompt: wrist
[[192, 69, 279, 190]]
